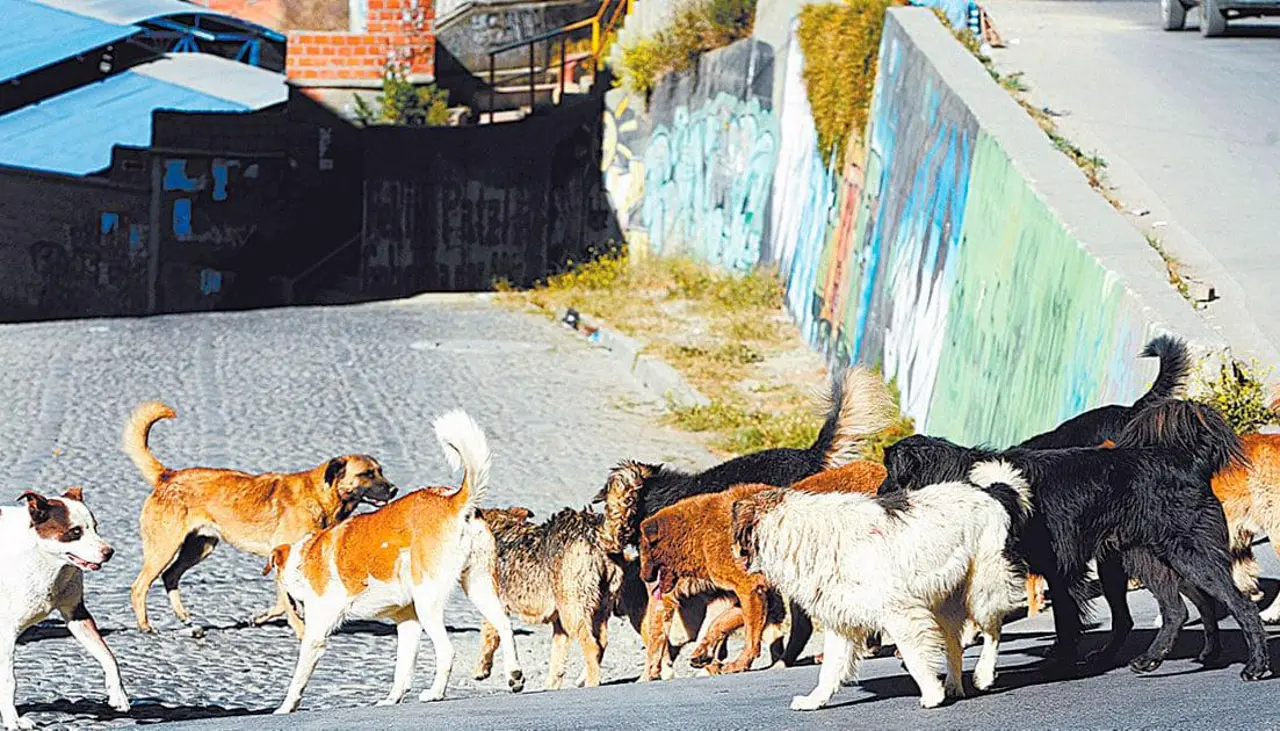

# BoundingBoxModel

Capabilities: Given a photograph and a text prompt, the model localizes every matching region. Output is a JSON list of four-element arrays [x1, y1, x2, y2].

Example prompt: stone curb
[[556, 308, 711, 410]]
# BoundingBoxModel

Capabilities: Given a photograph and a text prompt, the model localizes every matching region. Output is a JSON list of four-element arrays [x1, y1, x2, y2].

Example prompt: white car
[[1163, 0, 1280, 36]]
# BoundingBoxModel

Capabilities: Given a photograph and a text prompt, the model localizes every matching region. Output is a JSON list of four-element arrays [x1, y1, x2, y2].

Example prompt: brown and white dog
[[123, 401, 397, 635], [1, 489, 129, 730], [266, 409, 523, 714]]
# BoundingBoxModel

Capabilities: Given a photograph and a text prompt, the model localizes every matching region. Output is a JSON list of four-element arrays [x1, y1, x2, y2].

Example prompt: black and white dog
[[879, 399, 1270, 680]]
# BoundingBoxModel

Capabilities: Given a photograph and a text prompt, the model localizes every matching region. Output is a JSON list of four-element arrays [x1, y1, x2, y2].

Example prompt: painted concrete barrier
[[603, 7, 1220, 447]]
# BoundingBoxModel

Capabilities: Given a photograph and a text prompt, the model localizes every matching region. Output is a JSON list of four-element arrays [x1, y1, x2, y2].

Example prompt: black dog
[[1018, 334, 1189, 449], [879, 400, 1269, 681], [597, 366, 895, 664]]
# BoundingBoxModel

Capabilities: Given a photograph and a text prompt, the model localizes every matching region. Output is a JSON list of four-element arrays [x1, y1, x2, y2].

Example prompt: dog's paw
[[108, 694, 131, 713], [376, 697, 401, 707], [660, 665, 675, 681], [944, 680, 965, 699], [790, 694, 827, 711], [419, 688, 446, 702], [1129, 655, 1163, 674], [688, 653, 712, 669], [507, 670, 525, 693], [1260, 607, 1280, 624], [973, 669, 996, 691], [472, 667, 492, 681], [272, 702, 298, 716], [1241, 661, 1271, 681], [919, 689, 946, 709], [3, 715, 35, 730]]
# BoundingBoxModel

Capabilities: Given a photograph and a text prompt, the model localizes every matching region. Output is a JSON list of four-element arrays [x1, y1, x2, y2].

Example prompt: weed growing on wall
[[354, 66, 451, 127], [1196, 359, 1279, 435], [797, 0, 900, 156], [617, 0, 757, 99]]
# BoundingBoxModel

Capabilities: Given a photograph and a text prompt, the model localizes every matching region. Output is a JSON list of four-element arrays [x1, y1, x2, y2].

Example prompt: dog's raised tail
[[433, 409, 491, 510], [969, 460, 1033, 525], [123, 401, 176, 488], [1115, 399, 1246, 479], [1132, 334, 1191, 411], [814, 366, 898, 470]]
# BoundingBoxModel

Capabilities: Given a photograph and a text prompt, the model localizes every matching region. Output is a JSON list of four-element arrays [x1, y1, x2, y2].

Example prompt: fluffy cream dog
[[731, 461, 1032, 710]]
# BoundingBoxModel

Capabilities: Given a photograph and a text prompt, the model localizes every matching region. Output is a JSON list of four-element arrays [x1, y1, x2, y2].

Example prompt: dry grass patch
[[498, 248, 842, 455]]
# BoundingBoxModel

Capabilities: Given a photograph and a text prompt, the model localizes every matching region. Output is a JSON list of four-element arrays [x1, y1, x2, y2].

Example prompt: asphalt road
[[982, 0, 1280, 364], [4, 294, 720, 729], [170, 568, 1280, 731], [11, 293, 1280, 730]]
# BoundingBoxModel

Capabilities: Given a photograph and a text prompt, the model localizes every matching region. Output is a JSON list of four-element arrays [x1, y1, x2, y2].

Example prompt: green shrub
[[354, 67, 450, 127], [1197, 359, 1278, 435], [797, 0, 898, 156], [617, 0, 758, 98]]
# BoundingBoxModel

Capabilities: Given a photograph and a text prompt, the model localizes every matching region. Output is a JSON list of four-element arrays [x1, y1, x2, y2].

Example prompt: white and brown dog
[[266, 410, 523, 714], [0, 489, 129, 730]]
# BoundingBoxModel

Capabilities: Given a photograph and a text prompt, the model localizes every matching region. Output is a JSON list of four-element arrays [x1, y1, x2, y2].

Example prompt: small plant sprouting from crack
[[1144, 232, 1192, 302], [930, 10, 1122, 209], [1000, 71, 1028, 92]]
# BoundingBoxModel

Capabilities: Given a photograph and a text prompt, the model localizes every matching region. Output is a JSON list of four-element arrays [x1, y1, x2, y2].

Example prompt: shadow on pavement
[[18, 698, 263, 725]]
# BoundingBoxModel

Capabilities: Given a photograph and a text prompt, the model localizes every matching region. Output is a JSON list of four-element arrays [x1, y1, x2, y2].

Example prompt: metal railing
[[484, 0, 632, 123], [278, 231, 361, 304]]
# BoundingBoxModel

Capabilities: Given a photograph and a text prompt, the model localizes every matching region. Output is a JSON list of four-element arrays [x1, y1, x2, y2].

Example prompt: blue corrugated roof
[[0, 0, 141, 84], [0, 67, 251, 175]]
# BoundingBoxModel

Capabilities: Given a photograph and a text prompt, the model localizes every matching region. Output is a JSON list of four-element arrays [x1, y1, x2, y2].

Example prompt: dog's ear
[[324, 457, 347, 486], [17, 491, 51, 523], [62, 487, 84, 502]]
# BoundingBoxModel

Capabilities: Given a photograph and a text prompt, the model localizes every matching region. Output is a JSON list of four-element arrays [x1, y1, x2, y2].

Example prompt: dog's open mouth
[[651, 568, 676, 602], [67, 554, 102, 571]]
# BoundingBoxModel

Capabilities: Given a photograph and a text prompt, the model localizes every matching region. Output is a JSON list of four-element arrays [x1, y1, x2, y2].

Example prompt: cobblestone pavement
[[4, 295, 732, 729]]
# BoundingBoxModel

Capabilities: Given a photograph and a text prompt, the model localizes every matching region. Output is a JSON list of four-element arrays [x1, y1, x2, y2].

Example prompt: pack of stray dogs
[[4, 333, 1280, 728]]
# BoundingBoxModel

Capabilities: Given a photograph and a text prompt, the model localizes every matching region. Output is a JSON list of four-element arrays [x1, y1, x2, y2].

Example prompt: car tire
[[1161, 0, 1188, 29], [1201, 0, 1227, 36]]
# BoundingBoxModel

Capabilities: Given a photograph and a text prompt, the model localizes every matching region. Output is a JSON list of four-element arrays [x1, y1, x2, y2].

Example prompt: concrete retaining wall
[[603, 7, 1220, 446]]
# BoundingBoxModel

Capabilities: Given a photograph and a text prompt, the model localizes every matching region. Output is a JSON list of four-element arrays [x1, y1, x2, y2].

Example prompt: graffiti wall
[[0, 168, 150, 320], [606, 8, 1183, 446], [604, 39, 778, 271], [362, 95, 618, 294], [774, 13, 1156, 445]]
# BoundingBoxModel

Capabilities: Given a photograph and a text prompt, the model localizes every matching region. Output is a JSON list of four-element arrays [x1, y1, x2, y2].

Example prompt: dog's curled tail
[[598, 461, 650, 554], [1115, 399, 1247, 479], [969, 460, 1033, 526], [433, 409, 491, 510], [123, 401, 176, 488], [1132, 334, 1191, 411], [815, 366, 898, 470]]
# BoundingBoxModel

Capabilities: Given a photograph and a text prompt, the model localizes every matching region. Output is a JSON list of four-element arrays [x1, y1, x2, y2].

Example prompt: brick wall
[[286, 0, 434, 84]]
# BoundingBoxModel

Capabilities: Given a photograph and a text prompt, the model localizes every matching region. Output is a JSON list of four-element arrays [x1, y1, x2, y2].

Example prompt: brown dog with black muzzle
[[124, 401, 397, 635]]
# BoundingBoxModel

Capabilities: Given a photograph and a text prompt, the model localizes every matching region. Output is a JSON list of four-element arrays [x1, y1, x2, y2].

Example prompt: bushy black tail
[[1131, 335, 1190, 411], [1114, 399, 1247, 480]]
